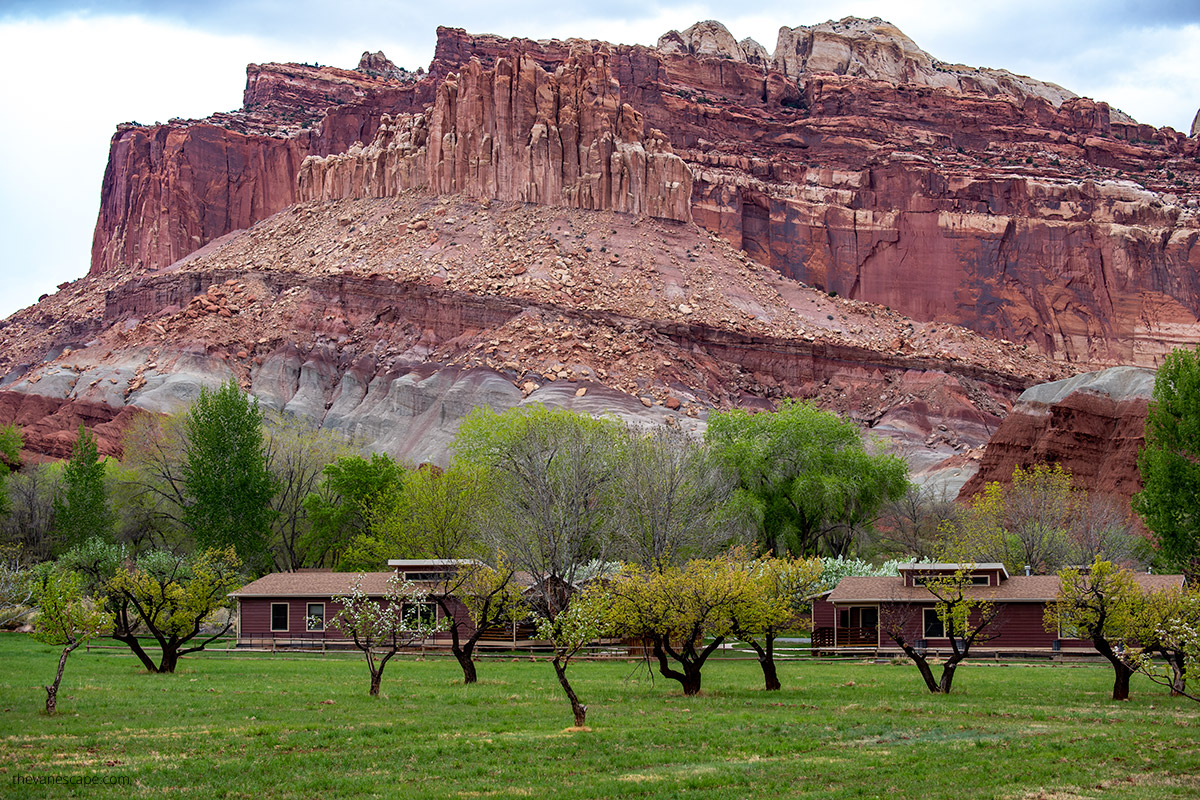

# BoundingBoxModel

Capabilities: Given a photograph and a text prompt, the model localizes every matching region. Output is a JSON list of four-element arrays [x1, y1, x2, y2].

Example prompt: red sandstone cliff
[[87, 21, 1200, 369]]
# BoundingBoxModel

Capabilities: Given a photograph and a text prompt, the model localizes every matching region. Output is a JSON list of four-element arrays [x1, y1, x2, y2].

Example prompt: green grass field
[[1, 634, 1198, 799]]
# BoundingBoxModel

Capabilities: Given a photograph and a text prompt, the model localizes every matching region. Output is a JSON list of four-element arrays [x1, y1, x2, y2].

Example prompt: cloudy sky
[[1, 1, 1197, 319]]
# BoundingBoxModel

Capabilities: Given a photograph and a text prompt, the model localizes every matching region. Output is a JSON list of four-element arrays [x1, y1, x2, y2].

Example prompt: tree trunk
[[454, 646, 478, 685], [114, 632, 160, 673], [1094, 636, 1134, 701], [369, 670, 382, 697], [681, 669, 702, 696], [938, 662, 958, 694], [44, 646, 73, 715], [158, 648, 178, 674], [1163, 649, 1187, 697], [551, 656, 586, 727], [742, 635, 781, 691]]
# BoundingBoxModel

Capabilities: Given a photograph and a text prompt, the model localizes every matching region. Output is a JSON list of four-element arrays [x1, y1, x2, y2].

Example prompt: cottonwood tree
[[1045, 559, 1141, 700], [30, 566, 111, 714], [707, 400, 908, 557], [877, 484, 962, 560], [261, 414, 357, 571], [184, 381, 277, 573], [52, 426, 115, 552], [0, 464, 57, 559], [326, 573, 444, 697], [302, 453, 405, 568], [726, 552, 824, 691], [452, 405, 626, 618], [0, 545, 34, 627], [360, 462, 522, 684], [534, 588, 611, 727], [607, 559, 748, 696], [1134, 345, 1200, 580], [64, 539, 244, 673], [615, 427, 738, 571], [880, 567, 1003, 694]]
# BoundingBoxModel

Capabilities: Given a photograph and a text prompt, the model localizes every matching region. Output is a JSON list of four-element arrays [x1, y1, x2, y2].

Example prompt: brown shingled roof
[[230, 571, 400, 598], [827, 573, 1184, 604]]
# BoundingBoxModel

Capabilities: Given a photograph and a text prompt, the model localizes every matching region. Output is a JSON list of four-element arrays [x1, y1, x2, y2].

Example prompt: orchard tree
[[326, 573, 444, 697], [452, 405, 626, 618], [727, 552, 823, 691], [183, 381, 277, 572], [1134, 346, 1200, 579], [607, 559, 748, 696], [30, 566, 111, 714], [360, 462, 521, 684], [64, 539, 244, 673], [880, 566, 1003, 694], [877, 484, 962, 561], [534, 588, 611, 727], [1045, 559, 1141, 700], [302, 453, 405, 568], [707, 400, 908, 557], [52, 426, 115, 552], [1121, 586, 1200, 699]]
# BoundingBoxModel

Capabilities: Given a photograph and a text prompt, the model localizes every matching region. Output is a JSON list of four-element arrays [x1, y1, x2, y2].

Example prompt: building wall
[[237, 594, 478, 642]]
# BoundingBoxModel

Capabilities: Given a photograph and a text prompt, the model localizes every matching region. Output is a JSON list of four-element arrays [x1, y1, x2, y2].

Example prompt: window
[[404, 571, 452, 582], [306, 603, 325, 632], [404, 602, 438, 629], [923, 608, 945, 639], [860, 607, 878, 629], [838, 609, 850, 628], [271, 603, 289, 632], [913, 575, 990, 586]]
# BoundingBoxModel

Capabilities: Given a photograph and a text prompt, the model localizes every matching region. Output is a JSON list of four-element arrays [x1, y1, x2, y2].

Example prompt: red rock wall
[[298, 50, 693, 221], [87, 26, 1200, 367]]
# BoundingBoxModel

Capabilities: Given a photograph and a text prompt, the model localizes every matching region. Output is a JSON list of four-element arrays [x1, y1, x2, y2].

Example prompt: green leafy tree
[[1045, 559, 1141, 700], [607, 559, 750, 696], [183, 381, 277, 572], [30, 566, 111, 714], [63, 539, 244, 673], [52, 426, 115, 552], [0, 423, 22, 519], [726, 551, 824, 691], [302, 453, 405, 568], [880, 566, 1004, 694], [707, 400, 909, 557], [1134, 346, 1200, 579], [1122, 586, 1200, 698]]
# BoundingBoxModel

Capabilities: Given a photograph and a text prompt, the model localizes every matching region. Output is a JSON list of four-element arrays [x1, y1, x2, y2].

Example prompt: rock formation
[[958, 367, 1154, 505], [298, 49, 692, 221], [86, 21, 1200, 370]]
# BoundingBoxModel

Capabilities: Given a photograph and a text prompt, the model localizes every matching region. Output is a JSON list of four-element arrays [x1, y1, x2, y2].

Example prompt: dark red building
[[811, 562, 1184, 656], [230, 559, 504, 649]]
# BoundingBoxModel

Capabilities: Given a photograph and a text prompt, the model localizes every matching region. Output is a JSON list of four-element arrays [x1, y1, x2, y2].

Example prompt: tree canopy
[[52, 425, 115, 552], [182, 381, 277, 572], [706, 400, 909, 557], [1134, 346, 1200, 579]]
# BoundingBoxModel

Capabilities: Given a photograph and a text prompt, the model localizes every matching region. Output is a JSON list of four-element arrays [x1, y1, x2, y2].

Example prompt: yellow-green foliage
[[31, 567, 111, 648], [106, 546, 243, 639]]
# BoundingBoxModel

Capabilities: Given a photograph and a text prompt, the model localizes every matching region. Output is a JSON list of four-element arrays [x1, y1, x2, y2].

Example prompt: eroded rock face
[[86, 20, 1200, 369], [958, 366, 1154, 504], [298, 50, 693, 221]]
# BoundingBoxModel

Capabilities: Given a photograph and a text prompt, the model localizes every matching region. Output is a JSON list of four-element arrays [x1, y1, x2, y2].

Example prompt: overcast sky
[[1, 1, 1197, 320]]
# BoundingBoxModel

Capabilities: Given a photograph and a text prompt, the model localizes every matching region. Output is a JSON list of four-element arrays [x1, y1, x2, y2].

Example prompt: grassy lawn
[[1, 634, 1198, 799]]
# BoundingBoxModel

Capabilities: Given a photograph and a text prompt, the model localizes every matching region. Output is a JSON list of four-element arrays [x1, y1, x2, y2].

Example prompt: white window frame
[[306, 602, 326, 632], [270, 602, 290, 633]]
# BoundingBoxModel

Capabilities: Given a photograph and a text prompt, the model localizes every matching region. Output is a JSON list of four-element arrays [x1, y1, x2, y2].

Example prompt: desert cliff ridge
[[4, 17, 1197, 501]]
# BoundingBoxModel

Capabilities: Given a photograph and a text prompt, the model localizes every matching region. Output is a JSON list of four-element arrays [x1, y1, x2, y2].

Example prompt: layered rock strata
[[958, 366, 1154, 504], [87, 21, 1200, 368]]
